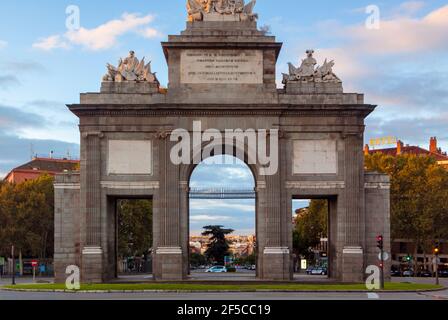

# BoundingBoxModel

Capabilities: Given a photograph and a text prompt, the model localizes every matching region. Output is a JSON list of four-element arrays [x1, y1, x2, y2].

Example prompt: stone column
[[179, 181, 190, 278], [153, 131, 184, 280], [81, 131, 104, 283], [342, 133, 365, 282], [261, 130, 290, 280]]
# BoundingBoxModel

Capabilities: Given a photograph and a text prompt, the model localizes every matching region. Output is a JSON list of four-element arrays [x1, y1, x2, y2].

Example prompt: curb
[[1, 287, 446, 294]]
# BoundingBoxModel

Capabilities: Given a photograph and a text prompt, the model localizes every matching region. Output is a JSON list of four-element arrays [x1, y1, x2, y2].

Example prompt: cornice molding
[[68, 104, 376, 118]]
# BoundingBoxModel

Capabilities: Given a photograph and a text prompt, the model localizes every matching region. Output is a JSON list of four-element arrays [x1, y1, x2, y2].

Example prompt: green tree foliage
[[293, 200, 328, 258], [0, 175, 54, 258], [202, 225, 234, 265], [190, 252, 207, 267], [365, 153, 448, 267], [234, 253, 256, 266], [117, 199, 153, 258]]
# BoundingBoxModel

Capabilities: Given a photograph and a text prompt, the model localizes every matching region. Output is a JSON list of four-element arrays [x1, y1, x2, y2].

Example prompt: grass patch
[[2, 282, 443, 292]]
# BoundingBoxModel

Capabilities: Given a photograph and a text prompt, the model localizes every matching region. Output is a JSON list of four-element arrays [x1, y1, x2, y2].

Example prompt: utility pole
[[11, 245, 15, 286], [377, 235, 385, 290], [434, 246, 440, 286]]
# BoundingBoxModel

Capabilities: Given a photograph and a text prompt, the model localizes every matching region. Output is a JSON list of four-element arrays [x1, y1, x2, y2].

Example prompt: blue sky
[[1, 1, 448, 234]]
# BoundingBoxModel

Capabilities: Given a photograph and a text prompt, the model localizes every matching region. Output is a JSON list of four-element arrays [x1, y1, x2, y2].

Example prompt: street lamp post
[[377, 235, 385, 290], [434, 247, 440, 286], [11, 245, 15, 286]]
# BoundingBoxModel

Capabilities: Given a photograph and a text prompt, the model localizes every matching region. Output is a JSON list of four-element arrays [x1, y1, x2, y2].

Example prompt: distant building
[[365, 137, 448, 270], [365, 137, 448, 169], [4, 157, 80, 184], [189, 235, 256, 257]]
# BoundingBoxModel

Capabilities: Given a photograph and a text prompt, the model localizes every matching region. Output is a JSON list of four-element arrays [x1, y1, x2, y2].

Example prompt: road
[[0, 276, 447, 300], [1, 289, 448, 300]]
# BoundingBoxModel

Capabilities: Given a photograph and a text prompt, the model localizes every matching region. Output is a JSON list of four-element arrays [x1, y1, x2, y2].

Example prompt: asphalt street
[[1, 275, 447, 300], [1, 289, 448, 300]]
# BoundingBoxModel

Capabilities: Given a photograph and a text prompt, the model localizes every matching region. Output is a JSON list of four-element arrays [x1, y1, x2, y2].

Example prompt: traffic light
[[376, 235, 384, 250], [406, 255, 412, 262], [434, 247, 440, 255]]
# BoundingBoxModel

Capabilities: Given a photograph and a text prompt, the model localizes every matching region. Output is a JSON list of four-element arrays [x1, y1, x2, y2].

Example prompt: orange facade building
[[365, 137, 448, 169], [4, 157, 79, 184]]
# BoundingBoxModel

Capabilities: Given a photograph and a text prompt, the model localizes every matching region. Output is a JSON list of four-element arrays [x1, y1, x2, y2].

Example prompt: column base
[[154, 247, 185, 281], [81, 246, 103, 283], [342, 246, 364, 283], [260, 247, 292, 281]]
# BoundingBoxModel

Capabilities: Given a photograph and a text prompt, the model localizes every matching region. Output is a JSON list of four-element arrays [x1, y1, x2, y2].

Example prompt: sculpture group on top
[[187, 0, 258, 22], [282, 50, 342, 84], [102, 51, 159, 84]]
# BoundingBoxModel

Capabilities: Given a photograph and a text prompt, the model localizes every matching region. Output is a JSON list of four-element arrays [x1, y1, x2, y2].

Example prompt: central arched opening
[[188, 155, 257, 280]]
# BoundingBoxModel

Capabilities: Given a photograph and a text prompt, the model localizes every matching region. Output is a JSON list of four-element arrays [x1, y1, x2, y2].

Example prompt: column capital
[[81, 131, 105, 139]]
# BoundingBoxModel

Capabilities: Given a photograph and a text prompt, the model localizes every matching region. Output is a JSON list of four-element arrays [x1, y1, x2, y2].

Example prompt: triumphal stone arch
[[54, 2, 390, 283]]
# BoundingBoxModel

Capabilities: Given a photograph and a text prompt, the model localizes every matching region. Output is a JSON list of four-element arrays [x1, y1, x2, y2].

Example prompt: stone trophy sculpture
[[187, 0, 258, 22], [282, 50, 341, 84], [102, 51, 159, 84], [101, 51, 159, 93], [282, 50, 342, 94]]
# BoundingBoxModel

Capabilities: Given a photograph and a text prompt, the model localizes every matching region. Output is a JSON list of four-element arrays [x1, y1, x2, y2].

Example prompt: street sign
[[301, 259, 307, 270], [378, 252, 390, 261], [0, 257, 5, 266], [31, 260, 38, 267], [432, 257, 441, 265]]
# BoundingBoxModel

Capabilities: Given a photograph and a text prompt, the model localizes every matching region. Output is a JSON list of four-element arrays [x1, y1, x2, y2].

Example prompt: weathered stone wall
[[365, 172, 391, 281], [54, 173, 80, 283]]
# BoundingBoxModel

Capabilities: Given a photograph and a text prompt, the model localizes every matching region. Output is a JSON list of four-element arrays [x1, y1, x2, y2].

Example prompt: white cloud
[[33, 13, 161, 51], [32, 35, 70, 51], [190, 199, 255, 213], [346, 5, 448, 55], [0, 40, 7, 49], [392, 1, 426, 17], [138, 27, 163, 39], [190, 215, 233, 222]]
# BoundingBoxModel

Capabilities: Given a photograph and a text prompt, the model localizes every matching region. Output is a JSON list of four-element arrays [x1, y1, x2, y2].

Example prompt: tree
[[365, 153, 448, 270], [190, 252, 207, 267], [202, 225, 234, 265], [0, 175, 54, 259], [117, 199, 153, 258], [293, 200, 328, 259]]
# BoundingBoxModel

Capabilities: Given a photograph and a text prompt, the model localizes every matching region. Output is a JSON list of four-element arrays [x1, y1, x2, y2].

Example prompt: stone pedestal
[[285, 81, 343, 94], [154, 247, 184, 281], [101, 81, 159, 94], [81, 247, 103, 283], [261, 247, 291, 281], [342, 247, 364, 283], [203, 12, 241, 22]]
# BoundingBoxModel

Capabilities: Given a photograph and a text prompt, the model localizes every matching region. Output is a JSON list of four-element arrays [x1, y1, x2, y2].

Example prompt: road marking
[[367, 292, 380, 299]]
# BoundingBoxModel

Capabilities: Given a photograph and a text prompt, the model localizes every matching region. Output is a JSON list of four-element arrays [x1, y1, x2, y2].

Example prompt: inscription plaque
[[181, 49, 263, 84]]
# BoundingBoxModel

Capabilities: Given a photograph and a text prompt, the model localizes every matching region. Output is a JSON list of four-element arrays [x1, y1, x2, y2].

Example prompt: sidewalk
[[0, 276, 53, 286]]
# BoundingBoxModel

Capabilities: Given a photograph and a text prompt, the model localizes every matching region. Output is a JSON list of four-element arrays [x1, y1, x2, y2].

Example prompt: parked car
[[311, 267, 328, 275], [305, 267, 314, 275], [390, 269, 401, 277], [206, 266, 227, 273], [438, 269, 448, 278], [226, 266, 237, 273], [402, 269, 414, 277], [22, 262, 34, 275], [417, 270, 432, 277]]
